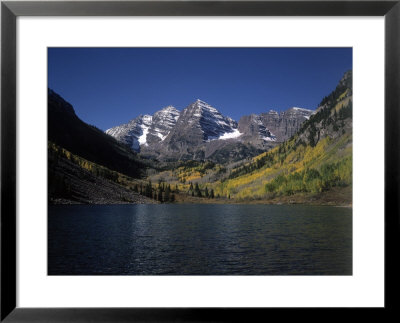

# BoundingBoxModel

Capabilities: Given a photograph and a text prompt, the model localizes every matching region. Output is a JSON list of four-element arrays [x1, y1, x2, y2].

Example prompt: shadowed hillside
[[48, 89, 148, 179]]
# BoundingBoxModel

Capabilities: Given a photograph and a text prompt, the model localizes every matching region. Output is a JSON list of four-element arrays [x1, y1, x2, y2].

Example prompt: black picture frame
[[1, 0, 399, 321]]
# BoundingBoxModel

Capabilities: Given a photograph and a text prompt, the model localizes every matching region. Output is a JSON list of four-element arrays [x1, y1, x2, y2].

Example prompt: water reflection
[[48, 204, 352, 275]]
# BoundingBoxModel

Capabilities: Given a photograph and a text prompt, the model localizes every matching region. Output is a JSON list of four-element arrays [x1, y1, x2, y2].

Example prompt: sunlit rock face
[[260, 107, 314, 142]]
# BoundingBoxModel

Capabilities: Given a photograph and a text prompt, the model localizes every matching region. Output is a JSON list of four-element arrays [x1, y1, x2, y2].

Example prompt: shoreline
[[50, 184, 352, 207], [49, 199, 352, 208]]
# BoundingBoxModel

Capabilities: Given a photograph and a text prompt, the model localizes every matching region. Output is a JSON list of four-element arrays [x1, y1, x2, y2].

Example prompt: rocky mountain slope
[[260, 107, 314, 142], [238, 114, 276, 143], [48, 143, 157, 204], [164, 99, 239, 145], [154, 99, 244, 161], [105, 105, 180, 151], [104, 114, 152, 151], [147, 106, 180, 145]]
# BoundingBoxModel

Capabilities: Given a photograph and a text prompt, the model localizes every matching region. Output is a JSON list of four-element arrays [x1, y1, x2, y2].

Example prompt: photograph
[[47, 47, 353, 275]]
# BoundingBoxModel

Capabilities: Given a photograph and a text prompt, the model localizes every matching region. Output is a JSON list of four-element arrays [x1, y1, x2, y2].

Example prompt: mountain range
[[105, 99, 314, 162]]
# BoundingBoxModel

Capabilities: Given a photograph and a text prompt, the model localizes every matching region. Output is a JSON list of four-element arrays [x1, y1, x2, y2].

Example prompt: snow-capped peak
[[179, 99, 239, 141], [196, 99, 208, 105], [193, 99, 218, 112], [160, 105, 179, 113]]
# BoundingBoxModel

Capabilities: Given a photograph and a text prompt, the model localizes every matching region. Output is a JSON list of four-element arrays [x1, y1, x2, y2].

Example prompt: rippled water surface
[[48, 204, 352, 275]]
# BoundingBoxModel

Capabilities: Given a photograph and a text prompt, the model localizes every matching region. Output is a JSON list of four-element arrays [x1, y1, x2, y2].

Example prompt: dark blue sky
[[48, 48, 352, 130]]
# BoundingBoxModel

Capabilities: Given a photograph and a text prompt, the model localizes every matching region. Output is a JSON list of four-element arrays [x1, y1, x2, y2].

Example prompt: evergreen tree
[[158, 187, 163, 202], [195, 183, 202, 197], [205, 186, 209, 198], [165, 185, 171, 202], [210, 189, 215, 199], [145, 180, 152, 198]]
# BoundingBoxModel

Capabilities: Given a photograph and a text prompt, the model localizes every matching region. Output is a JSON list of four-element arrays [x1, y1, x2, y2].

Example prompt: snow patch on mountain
[[262, 135, 276, 141], [286, 107, 315, 117], [292, 107, 312, 112], [138, 125, 150, 146], [218, 129, 243, 140]]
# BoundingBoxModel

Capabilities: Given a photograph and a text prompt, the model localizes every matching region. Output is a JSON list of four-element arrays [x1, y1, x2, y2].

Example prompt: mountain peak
[[196, 98, 207, 104], [194, 99, 215, 110], [160, 105, 179, 113]]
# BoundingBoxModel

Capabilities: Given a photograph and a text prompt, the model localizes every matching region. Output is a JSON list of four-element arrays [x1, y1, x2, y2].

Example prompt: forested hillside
[[211, 71, 352, 204]]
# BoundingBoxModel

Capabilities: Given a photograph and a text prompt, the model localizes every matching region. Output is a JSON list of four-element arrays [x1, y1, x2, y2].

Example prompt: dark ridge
[[48, 89, 148, 178]]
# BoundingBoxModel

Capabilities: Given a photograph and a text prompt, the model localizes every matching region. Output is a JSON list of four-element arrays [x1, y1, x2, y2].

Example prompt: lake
[[48, 204, 352, 275]]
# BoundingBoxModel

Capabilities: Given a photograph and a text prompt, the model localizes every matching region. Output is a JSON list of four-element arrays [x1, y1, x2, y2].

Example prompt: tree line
[[132, 180, 177, 203], [187, 182, 216, 199]]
